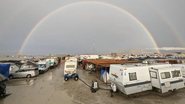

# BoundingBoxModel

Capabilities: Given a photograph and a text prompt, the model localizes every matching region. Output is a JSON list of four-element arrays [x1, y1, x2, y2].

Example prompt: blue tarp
[[100, 67, 105, 75], [0, 64, 10, 79], [100, 67, 109, 83], [100, 67, 109, 75]]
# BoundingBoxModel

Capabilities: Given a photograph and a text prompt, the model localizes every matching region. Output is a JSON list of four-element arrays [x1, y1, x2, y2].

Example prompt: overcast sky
[[0, 0, 185, 55]]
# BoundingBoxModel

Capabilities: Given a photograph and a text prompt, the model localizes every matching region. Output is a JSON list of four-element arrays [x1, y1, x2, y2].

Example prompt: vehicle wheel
[[64, 77, 69, 81], [74, 76, 79, 81], [0, 89, 6, 97], [3, 89, 6, 96], [9, 75, 13, 79], [26, 74, 32, 78]]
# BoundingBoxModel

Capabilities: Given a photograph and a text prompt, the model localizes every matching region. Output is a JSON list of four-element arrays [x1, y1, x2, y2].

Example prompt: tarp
[[0, 64, 10, 81]]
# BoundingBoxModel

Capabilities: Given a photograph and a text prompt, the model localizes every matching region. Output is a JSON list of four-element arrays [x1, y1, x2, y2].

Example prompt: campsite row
[[109, 64, 185, 95], [64, 56, 185, 96], [8, 57, 60, 79], [0, 57, 60, 97], [2, 55, 185, 97]]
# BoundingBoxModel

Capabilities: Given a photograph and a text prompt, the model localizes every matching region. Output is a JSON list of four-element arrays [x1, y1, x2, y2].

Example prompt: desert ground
[[1, 62, 185, 104]]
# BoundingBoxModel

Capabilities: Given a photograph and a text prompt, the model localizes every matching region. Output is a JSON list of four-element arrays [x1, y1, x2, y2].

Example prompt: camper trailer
[[109, 64, 152, 95], [171, 64, 185, 84], [64, 57, 78, 81], [149, 65, 184, 93]]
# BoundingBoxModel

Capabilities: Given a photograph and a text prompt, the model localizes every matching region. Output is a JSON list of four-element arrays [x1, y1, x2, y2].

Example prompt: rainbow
[[160, 18, 185, 47], [145, 1, 185, 47], [17, 1, 160, 55]]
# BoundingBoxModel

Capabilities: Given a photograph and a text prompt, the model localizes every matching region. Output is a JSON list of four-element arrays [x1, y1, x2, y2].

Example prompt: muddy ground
[[1, 63, 185, 104]]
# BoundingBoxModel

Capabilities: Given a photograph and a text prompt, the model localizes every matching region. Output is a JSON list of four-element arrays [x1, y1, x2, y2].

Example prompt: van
[[9, 68, 39, 79]]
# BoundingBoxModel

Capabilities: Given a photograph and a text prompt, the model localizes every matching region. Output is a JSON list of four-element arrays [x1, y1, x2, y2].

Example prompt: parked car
[[9, 68, 39, 79]]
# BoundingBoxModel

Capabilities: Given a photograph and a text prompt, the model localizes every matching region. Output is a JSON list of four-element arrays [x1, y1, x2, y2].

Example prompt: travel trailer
[[171, 64, 185, 83], [109, 64, 152, 95], [149, 65, 185, 93], [109, 64, 173, 95], [64, 57, 78, 81]]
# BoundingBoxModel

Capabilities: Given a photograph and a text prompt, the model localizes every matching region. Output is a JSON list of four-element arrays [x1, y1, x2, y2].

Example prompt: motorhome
[[37, 60, 50, 73], [46, 57, 59, 68], [109, 64, 152, 95], [64, 57, 78, 81], [149, 65, 185, 93], [46, 58, 55, 67]]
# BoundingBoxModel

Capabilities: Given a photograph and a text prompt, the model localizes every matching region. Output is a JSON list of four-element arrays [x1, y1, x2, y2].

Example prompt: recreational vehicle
[[46, 58, 55, 67], [109, 64, 152, 95], [46, 57, 59, 68], [64, 57, 78, 81], [171, 64, 185, 83], [149, 65, 184, 93], [37, 60, 50, 73]]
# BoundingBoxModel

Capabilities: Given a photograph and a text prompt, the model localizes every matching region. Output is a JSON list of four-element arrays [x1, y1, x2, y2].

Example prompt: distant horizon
[[1, 0, 185, 55], [1, 47, 185, 56]]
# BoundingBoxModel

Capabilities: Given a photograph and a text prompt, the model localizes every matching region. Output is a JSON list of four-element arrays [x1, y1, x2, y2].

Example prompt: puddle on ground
[[6, 78, 35, 86]]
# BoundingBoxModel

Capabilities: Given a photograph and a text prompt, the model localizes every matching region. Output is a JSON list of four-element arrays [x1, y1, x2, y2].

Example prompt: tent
[[0, 64, 10, 81]]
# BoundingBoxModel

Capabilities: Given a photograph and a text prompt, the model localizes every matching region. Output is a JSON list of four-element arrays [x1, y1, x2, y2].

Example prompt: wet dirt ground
[[1, 63, 185, 104]]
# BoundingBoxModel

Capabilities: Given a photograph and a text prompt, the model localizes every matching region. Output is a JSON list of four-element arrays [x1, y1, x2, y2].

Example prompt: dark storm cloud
[[0, 0, 184, 55]]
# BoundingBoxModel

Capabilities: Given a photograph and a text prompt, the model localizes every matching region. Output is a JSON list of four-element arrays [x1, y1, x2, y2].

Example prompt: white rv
[[171, 64, 185, 83], [79, 55, 99, 60], [64, 57, 78, 81], [37, 60, 50, 73], [46, 58, 55, 67], [109, 64, 152, 95], [149, 65, 184, 93]]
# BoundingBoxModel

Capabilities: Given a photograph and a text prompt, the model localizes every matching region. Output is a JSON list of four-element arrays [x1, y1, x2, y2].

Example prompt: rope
[[79, 78, 91, 88], [79, 78, 111, 91]]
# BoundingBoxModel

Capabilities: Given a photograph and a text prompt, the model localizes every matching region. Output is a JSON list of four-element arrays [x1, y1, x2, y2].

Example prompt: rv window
[[161, 72, 171, 79], [39, 64, 46, 68], [150, 71, 157, 79], [129, 72, 137, 81], [172, 70, 181, 78], [66, 65, 75, 68]]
